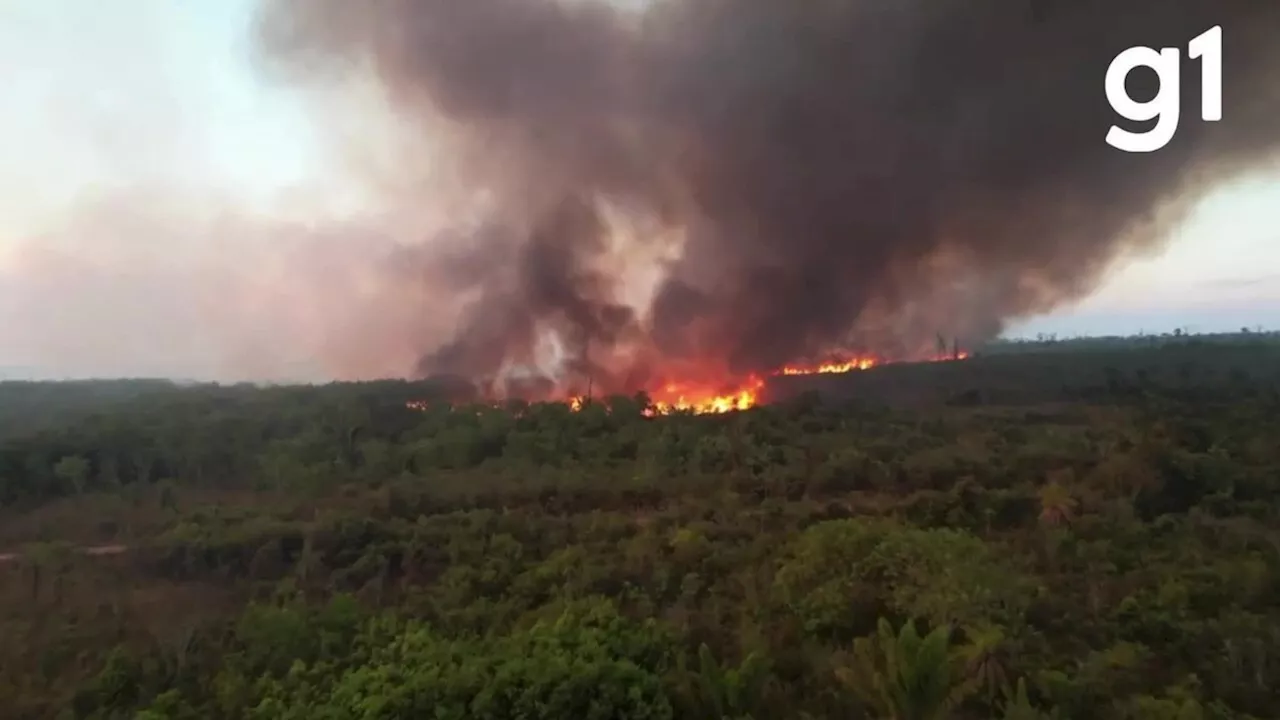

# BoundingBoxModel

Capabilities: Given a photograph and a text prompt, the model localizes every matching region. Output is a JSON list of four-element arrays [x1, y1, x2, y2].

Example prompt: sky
[[0, 0, 1278, 380]]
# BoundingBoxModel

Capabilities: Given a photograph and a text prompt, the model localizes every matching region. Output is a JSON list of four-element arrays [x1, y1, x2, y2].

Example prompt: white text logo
[[1105, 26, 1222, 153]]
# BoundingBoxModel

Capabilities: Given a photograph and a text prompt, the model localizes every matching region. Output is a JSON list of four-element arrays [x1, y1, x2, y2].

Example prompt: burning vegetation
[[256, 0, 1280, 400], [631, 349, 971, 414], [410, 350, 968, 415]]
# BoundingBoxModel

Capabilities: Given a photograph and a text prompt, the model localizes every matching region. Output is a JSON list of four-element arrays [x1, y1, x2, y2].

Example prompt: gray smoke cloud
[[256, 0, 1280, 395]]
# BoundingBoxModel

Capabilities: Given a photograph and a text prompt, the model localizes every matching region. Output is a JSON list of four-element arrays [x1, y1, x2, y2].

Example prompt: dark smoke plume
[[255, 0, 1280, 396]]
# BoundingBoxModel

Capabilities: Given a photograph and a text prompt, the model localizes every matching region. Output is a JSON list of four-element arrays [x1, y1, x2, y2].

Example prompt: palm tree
[[1037, 481, 1077, 527], [958, 625, 1009, 705], [835, 618, 975, 720], [677, 643, 774, 720]]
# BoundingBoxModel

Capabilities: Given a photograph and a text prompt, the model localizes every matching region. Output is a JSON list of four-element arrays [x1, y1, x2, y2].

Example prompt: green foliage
[[53, 455, 90, 495], [2, 342, 1280, 718], [675, 643, 775, 720], [834, 617, 973, 720], [198, 598, 675, 720], [775, 520, 1032, 638], [997, 678, 1058, 720]]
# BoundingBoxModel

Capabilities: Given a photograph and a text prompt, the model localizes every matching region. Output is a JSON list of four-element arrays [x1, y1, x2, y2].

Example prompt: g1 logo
[[1105, 25, 1222, 153]]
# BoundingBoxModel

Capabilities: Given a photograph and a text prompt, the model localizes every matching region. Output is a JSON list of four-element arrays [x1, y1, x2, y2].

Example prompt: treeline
[[0, 379, 178, 442], [0, 379, 473, 505], [982, 329, 1280, 354]]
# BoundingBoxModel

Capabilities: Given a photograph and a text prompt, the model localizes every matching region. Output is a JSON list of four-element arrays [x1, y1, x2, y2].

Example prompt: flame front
[[410, 351, 968, 415], [648, 375, 764, 415], [779, 356, 879, 375], [650, 354, 878, 414]]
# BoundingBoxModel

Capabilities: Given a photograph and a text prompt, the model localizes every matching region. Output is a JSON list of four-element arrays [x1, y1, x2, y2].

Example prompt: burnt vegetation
[[1, 333, 1280, 718]]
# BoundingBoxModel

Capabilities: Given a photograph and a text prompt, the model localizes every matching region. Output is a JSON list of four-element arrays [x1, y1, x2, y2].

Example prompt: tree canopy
[[2, 338, 1279, 718]]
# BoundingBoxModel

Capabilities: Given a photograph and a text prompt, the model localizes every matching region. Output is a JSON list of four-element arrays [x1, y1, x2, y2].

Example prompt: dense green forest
[[3, 338, 1280, 719]]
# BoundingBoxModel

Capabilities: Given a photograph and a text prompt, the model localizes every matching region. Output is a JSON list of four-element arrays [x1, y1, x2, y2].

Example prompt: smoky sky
[[256, 0, 1280, 394]]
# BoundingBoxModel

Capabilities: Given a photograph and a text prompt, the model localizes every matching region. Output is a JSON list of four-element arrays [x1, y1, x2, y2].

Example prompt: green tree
[[835, 618, 975, 720], [1038, 480, 1077, 527], [676, 643, 774, 720], [53, 454, 90, 495]]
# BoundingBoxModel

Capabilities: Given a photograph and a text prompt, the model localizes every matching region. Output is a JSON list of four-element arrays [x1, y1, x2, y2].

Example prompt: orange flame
[[779, 355, 879, 375], [408, 351, 969, 415], [647, 374, 764, 415]]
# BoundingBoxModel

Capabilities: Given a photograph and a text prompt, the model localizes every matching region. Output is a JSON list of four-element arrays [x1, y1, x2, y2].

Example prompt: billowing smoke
[[257, 0, 1280, 396]]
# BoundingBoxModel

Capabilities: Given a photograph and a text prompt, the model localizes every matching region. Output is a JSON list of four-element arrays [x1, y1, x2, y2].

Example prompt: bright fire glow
[[409, 351, 969, 416], [647, 374, 765, 415], [779, 356, 879, 375]]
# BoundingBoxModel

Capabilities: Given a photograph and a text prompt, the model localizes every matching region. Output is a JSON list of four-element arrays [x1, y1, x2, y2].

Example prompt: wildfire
[[647, 375, 764, 415], [779, 356, 878, 375], [408, 351, 968, 416], [652, 355, 880, 415], [563, 375, 762, 416]]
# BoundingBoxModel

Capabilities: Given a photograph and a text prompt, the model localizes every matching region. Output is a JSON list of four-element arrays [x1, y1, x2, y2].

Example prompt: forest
[[2, 335, 1280, 719]]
